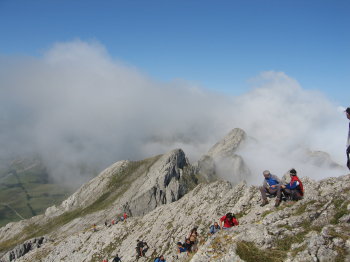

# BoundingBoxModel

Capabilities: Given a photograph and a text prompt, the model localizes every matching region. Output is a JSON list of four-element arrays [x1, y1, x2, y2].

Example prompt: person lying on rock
[[177, 242, 187, 253], [259, 170, 283, 207], [219, 212, 239, 229], [136, 240, 149, 258], [281, 169, 304, 201], [154, 255, 166, 262], [209, 222, 221, 235]]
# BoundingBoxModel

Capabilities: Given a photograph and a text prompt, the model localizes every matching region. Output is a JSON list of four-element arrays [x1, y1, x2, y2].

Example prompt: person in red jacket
[[281, 169, 304, 200], [219, 213, 239, 229]]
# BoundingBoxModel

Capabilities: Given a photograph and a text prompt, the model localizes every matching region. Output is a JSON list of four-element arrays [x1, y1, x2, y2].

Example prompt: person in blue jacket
[[259, 170, 282, 207], [209, 222, 221, 235]]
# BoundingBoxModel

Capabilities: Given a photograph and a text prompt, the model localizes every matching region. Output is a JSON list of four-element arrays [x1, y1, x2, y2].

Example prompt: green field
[[0, 159, 72, 227]]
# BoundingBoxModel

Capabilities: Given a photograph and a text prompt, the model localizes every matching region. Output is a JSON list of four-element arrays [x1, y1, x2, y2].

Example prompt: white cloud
[[0, 40, 348, 186]]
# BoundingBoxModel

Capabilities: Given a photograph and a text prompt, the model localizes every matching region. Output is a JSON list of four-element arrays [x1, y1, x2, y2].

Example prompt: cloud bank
[[0, 40, 347, 187]]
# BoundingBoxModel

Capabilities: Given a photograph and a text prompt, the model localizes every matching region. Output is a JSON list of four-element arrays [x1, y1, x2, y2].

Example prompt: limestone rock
[[197, 128, 251, 183]]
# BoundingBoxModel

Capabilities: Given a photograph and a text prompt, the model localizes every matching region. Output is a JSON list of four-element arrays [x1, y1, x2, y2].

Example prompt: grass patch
[[275, 230, 308, 252], [328, 227, 350, 241], [293, 200, 316, 216], [277, 224, 293, 231], [335, 246, 348, 262], [290, 244, 307, 256], [166, 222, 173, 230], [330, 199, 350, 225], [261, 210, 273, 218], [236, 241, 285, 262]]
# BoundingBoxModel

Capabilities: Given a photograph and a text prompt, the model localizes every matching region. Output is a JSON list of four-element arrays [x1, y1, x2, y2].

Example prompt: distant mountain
[[0, 129, 349, 262], [0, 158, 72, 227]]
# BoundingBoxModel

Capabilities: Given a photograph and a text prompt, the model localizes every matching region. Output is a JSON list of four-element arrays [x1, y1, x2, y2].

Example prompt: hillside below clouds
[[0, 158, 72, 227], [0, 128, 349, 262]]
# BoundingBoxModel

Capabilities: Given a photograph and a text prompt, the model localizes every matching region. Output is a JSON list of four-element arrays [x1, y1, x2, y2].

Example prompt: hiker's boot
[[275, 199, 281, 207], [260, 200, 268, 207]]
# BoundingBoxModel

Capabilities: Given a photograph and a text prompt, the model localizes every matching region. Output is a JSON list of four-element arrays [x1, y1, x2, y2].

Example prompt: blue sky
[[0, 0, 349, 105]]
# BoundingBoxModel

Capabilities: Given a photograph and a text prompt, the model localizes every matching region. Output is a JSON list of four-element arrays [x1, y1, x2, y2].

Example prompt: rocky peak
[[121, 148, 196, 216], [207, 128, 246, 159], [197, 128, 251, 183]]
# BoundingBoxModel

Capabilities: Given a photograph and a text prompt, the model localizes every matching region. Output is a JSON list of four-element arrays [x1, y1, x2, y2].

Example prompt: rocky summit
[[0, 128, 349, 262]]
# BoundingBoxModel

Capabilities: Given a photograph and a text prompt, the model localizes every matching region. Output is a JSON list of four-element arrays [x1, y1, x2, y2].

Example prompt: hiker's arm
[[263, 180, 268, 188], [288, 181, 299, 190]]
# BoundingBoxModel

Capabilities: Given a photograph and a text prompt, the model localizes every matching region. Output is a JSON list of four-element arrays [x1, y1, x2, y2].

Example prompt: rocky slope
[[0, 129, 349, 262], [0, 149, 197, 254], [2, 174, 349, 262]]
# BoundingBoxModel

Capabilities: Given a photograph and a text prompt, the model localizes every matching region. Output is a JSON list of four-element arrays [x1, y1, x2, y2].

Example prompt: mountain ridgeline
[[0, 128, 349, 262]]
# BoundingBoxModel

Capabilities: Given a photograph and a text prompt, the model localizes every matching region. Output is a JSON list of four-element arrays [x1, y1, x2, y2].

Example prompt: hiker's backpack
[[297, 178, 304, 196], [154, 257, 160, 262]]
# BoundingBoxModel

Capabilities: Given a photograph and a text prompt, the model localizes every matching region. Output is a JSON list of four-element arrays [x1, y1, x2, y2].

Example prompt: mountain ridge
[[0, 128, 349, 262]]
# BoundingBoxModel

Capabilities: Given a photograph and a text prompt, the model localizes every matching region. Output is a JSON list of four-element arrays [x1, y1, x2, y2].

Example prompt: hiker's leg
[[347, 146, 350, 169], [267, 187, 278, 197], [283, 188, 292, 199], [275, 185, 282, 200], [260, 186, 269, 201], [288, 189, 301, 200]]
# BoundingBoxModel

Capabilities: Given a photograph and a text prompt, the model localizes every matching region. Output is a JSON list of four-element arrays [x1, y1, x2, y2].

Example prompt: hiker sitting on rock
[[219, 212, 239, 229], [209, 222, 221, 235], [136, 240, 149, 258], [112, 254, 121, 262], [259, 170, 283, 207], [183, 238, 193, 253], [188, 227, 199, 251], [281, 169, 304, 201]]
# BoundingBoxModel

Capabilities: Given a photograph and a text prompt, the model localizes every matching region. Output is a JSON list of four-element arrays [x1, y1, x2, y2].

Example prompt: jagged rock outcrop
[[197, 128, 251, 183], [120, 149, 195, 216], [0, 237, 47, 262]]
